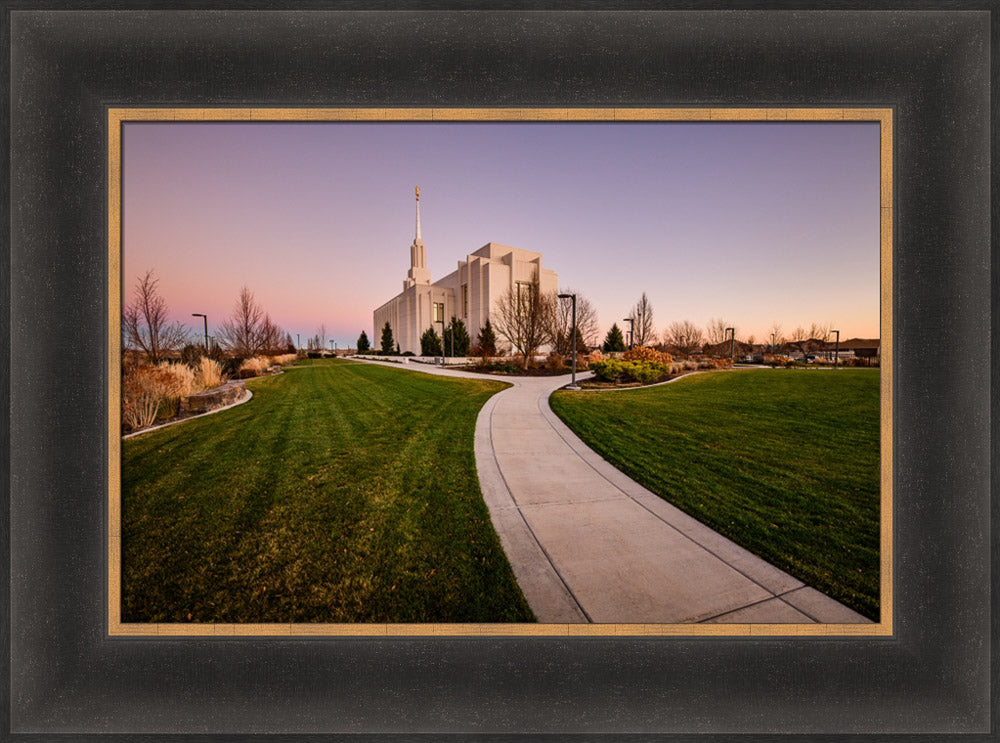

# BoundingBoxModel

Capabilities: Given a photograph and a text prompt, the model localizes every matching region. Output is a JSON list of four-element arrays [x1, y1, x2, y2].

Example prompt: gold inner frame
[[107, 107, 893, 637]]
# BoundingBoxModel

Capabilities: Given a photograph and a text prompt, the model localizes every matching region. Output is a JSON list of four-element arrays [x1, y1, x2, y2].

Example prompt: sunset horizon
[[122, 120, 881, 349]]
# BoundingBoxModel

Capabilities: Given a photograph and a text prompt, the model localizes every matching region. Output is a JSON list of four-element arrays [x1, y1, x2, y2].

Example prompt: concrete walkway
[[355, 359, 871, 624]]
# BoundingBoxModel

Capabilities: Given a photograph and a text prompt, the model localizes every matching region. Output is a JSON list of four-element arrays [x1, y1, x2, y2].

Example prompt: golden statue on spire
[[415, 185, 420, 201]]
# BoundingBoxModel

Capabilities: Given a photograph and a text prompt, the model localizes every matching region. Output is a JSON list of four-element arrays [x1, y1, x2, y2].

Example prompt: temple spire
[[415, 185, 421, 241], [405, 186, 430, 288]]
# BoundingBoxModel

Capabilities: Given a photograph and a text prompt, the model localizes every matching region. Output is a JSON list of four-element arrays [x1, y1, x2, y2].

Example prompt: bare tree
[[789, 326, 808, 342], [768, 322, 786, 348], [663, 320, 704, 355], [260, 314, 287, 355], [219, 286, 265, 357], [809, 322, 831, 342], [492, 278, 555, 368], [316, 324, 328, 351], [627, 292, 656, 347], [552, 288, 599, 354], [706, 318, 736, 344], [122, 270, 188, 364]]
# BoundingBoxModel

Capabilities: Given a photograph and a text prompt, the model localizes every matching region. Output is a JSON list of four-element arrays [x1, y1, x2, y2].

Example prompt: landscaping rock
[[180, 381, 246, 414]]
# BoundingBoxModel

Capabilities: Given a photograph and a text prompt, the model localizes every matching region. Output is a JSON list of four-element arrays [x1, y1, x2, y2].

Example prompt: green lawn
[[550, 369, 881, 620], [122, 359, 533, 623]]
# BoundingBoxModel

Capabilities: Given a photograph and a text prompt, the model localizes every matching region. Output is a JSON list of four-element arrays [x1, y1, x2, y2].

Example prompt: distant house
[[779, 337, 880, 365], [836, 338, 881, 365]]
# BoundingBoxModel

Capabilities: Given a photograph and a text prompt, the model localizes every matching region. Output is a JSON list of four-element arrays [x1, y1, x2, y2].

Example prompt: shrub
[[623, 346, 673, 365], [156, 361, 198, 397], [152, 362, 200, 418], [546, 352, 566, 371], [180, 343, 203, 367], [586, 350, 604, 364], [270, 353, 297, 366], [219, 356, 243, 378], [590, 359, 670, 385], [122, 364, 175, 430], [631, 362, 664, 384], [420, 327, 443, 356], [239, 356, 270, 378], [193, 357, 225, 389], [443, 318, 471, 357], [476, 320, 498, 357]]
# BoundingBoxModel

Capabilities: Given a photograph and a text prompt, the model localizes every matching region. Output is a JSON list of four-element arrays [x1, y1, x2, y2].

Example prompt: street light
[[191, 313, 208, 351], [623, 317, 634, 350], [296, 333, 300, 350], [771, 331, 776, 354], [437, 317, 446, 363], [726, 327, 735, 363], [831, 329, 840, 368], [558, 293, 580, 390]]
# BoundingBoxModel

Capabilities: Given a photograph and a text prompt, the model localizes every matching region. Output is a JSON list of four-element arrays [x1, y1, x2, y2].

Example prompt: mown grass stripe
[[550, 369, 880, 620], [122, 359, 532, 623]]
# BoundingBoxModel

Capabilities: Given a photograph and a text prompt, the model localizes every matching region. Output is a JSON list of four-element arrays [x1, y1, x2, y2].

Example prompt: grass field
[[122, 359, 534, 623], [550, 368, 881, 620]]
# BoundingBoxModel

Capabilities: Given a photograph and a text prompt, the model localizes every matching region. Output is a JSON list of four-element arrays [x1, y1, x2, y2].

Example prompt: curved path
[[356, 359, 870, 624]]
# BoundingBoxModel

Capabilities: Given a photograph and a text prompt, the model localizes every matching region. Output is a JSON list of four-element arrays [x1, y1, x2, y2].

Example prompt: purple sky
[[122, 121, 881, 348]]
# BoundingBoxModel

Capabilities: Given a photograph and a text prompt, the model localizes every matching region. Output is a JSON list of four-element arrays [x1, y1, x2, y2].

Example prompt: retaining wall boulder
[[180, 381, 246, 414]]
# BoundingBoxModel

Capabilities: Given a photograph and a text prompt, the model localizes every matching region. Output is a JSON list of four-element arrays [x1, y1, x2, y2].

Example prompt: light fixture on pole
[[437, 318, 445, 363], [297, 333, 300, 350], [771, 331, 776, 354], [558, 293, 580, 390], [726, 327, 735, 363], [623, 317, 634, 351], [831, 329, 840, 368], [191, 313, 208, 351]]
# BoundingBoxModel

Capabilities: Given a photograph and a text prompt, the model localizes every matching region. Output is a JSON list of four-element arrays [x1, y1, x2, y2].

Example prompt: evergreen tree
[[420, 327, 443, 356], [380, 321, 394, 354], [356, 330, 370, 353], [555, 327, 588, 356], [477, 319, 498, 356], [602, 323, 626, 352], [442, 317, 471, 357]]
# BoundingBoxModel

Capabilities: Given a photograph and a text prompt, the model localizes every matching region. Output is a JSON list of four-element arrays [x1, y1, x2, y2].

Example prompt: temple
[[372, 188, 558, 355]]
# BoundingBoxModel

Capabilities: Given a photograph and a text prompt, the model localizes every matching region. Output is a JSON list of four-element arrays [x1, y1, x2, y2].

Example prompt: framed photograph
[[6, 5, 993, 739]]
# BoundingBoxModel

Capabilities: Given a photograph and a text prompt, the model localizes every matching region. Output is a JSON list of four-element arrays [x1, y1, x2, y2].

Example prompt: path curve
[[351, 358, 871, 624]]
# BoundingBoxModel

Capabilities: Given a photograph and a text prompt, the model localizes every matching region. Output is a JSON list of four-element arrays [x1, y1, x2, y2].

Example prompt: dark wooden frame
[[4, 4, 994, 739]]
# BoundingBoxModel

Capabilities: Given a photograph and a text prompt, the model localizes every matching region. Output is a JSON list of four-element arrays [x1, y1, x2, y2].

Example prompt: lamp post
[[771, 332, 776, 354], [296, 333, 300, 350], [437, 318, 445, 363], [191, 313, 208, 351], [831, 329, 840, 368], [726, 327, 735, 363], [623, 317, 634, 351], [558, 293, 580, 390]]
